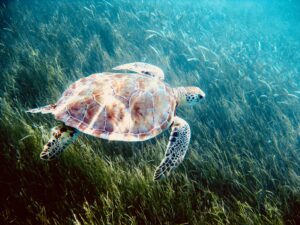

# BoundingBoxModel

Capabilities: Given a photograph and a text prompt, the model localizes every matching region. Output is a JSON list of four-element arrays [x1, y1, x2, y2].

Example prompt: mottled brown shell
[[51, 73, 177, 141]]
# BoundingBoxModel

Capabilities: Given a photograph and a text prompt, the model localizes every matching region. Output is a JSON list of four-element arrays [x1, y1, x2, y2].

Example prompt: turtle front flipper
[[112, 62, 165, 80], [40, 125, 78, 160], [154, 116, 191, 180]]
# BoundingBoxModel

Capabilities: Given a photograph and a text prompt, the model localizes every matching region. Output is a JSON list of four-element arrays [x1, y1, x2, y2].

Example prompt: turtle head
[[175, 87, 205, 106]]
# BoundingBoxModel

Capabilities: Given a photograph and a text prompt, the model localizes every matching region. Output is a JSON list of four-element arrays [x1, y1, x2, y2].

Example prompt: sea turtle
[[27, 62, 205, 180]]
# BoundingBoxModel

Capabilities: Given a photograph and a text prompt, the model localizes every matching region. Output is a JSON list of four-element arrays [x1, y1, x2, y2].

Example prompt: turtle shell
[[51, 72, 177, 141]]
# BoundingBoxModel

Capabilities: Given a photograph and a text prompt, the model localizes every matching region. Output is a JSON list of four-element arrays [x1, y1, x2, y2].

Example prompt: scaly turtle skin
[[27, 62, 205, 180]]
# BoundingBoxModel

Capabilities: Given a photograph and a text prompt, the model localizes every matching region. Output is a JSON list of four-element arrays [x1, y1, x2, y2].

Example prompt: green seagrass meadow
[[1, 0, 300, 224]]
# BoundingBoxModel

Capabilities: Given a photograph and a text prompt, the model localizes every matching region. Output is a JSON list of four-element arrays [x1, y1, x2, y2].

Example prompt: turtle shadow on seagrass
[[27, 62, 205, 180]]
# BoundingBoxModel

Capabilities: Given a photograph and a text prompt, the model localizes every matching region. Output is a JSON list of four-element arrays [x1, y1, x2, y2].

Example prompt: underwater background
[[0, 0, 300, 224]]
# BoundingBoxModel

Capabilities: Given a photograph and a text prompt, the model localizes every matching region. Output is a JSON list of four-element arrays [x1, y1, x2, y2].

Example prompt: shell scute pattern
[[130, 91, 155, 134], [53, 73, 177, 141]]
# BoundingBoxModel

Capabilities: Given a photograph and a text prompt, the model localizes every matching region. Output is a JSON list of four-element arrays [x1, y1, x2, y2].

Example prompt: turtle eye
[[198, 94, 203, 99]]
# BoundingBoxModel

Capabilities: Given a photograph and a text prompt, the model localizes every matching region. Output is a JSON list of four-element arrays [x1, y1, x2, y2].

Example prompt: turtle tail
[[26, 104, 56, 114]]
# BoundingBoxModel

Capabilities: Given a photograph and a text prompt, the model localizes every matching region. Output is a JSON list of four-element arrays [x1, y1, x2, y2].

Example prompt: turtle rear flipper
[[41, 125, 78, 160], [26, 104, 56, 114]]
